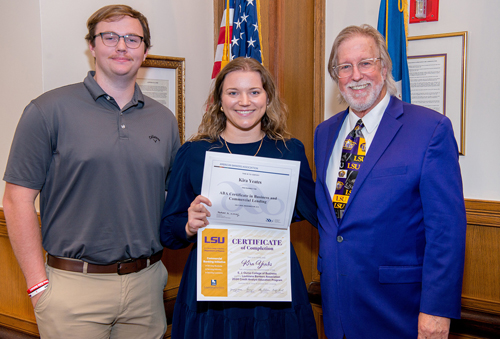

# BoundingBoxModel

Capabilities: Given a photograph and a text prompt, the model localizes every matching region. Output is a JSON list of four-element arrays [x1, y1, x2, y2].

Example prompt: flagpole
[[221, 0, 231, 70], [256, 0, 264, 65]]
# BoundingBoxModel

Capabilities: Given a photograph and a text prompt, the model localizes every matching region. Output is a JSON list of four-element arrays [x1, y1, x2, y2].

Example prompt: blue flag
[[377, 0, 411, 103]]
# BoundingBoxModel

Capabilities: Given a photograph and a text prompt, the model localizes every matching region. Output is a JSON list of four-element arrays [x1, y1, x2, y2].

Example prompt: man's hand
[[418, 312, 450, 339], [3, 183, 47, 309], [31, 290, 45, 309]]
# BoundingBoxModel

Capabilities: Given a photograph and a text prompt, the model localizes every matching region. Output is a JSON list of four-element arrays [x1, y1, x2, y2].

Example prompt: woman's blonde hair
[[190, 57, 290, 142]]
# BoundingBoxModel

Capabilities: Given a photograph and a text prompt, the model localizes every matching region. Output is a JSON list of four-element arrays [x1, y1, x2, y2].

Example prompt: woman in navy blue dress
[[160, 57, 318, 339]]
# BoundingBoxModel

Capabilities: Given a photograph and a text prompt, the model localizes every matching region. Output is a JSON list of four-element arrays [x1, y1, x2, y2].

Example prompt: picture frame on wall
[[407, 32, 468, 155], [138, 55, 186, 143]]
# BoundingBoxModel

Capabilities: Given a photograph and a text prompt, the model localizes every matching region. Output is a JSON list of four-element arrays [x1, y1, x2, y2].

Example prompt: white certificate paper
[[197, 152, 300, 302], [201, 152, 300, 229]]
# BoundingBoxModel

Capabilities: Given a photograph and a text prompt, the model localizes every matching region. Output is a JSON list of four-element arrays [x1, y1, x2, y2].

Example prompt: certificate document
[[200, 152, 300, 229], [197, 152, 300, 302], [197, 225, 291, 302]]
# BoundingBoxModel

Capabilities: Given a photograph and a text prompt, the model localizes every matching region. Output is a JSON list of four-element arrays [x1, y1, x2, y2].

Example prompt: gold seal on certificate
[[197, 152, 300, 302]]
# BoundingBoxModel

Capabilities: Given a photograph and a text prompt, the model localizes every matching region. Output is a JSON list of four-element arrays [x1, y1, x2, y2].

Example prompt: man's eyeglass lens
[[334, 58, 380, 78], [96, 32, 143, 49]]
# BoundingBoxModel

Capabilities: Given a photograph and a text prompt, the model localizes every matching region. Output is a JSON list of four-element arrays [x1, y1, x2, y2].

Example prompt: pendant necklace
[[223, 135, 264, 157]]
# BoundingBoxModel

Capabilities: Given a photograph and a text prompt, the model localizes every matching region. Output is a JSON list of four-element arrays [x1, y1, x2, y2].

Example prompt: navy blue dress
[[161, 136, 318, 339]]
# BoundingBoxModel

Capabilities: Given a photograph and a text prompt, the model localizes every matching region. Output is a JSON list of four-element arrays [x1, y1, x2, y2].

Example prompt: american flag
[[212, 0, 263, 79]]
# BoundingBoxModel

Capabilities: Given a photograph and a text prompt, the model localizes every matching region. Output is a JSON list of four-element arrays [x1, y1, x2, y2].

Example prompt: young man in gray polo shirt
[[3, 5, 180, 338]]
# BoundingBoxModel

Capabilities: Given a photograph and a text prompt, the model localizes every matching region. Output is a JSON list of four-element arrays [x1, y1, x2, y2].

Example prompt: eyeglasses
[[333, 58, 381, 78], [94, 32, 144, 49]]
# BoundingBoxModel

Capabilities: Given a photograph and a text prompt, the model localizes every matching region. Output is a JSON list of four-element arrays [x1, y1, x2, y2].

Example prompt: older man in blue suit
[[314, 24, 466, 339]]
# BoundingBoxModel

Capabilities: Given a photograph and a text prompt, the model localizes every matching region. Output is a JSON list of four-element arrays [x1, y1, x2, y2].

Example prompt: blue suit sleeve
[[419, 116, 467, 319], [160, 142, 196, 249], [289, 139, 318, 228]]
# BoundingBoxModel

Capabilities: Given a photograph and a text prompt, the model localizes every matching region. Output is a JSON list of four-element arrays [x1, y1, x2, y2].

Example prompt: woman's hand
[[186, 195, 212, 237]]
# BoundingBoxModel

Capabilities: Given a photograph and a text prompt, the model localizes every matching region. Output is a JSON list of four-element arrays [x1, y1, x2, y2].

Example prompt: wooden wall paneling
[[263, 0, 319, 286], [311, 0, 325, 284], [462, 200, 500, 315], [0, 210, 39, 336]]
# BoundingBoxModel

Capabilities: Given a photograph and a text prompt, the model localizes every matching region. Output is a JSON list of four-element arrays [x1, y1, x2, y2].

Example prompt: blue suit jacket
[[314, 97, 466, 339]]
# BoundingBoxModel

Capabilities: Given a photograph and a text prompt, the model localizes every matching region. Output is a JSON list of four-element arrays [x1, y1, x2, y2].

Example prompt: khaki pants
[[34, 260, 168, 339]]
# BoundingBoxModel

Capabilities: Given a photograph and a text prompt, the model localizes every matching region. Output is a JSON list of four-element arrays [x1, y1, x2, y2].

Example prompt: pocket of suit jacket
[[379, 265, 422, 284]]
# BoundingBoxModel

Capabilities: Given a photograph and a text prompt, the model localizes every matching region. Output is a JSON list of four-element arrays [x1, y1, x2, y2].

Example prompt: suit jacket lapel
[[321, 109, 348, 227], [342, 97, 404, 217]]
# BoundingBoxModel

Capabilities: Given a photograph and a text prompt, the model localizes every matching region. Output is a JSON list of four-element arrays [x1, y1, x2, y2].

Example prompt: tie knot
[[350, 119, 364, 138]]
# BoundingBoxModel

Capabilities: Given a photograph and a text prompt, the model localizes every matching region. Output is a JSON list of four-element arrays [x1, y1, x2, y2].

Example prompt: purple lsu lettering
[[204, 236, 225, 244]]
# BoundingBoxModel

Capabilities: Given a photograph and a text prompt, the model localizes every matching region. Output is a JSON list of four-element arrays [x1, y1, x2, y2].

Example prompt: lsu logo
[[333, 202, 345, 209], [353, 155, 364, 162], [336, 181, 344, 190], [333, 195, 348, 203], [338, 170, 347, 178], [347, 163, 360, 170], [359, 142, 366, 154], [343, 139, 356, 150], [204, 236, 225, 244]]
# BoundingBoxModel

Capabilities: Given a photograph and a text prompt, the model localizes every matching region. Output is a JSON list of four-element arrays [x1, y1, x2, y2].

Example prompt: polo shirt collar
[[83, 71, 145, 109]]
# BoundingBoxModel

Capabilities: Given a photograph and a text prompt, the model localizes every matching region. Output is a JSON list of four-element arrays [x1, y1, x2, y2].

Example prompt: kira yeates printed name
[[238, 178, 262, 184]]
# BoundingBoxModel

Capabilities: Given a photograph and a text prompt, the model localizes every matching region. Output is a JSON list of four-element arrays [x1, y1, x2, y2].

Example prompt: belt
[[47, 250, 163, 275]]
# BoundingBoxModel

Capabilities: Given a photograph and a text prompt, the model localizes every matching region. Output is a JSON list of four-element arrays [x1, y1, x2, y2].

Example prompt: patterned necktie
[[332, 119, 366, 221]]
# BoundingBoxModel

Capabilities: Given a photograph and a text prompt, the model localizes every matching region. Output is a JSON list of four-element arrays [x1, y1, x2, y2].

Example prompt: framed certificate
[[138, 55, 185, 143]]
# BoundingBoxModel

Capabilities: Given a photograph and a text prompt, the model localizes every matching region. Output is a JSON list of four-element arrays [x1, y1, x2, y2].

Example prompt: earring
[[220, 107, 224, 112]]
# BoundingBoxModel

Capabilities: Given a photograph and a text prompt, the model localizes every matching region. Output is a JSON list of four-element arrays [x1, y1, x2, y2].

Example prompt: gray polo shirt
[[4, 71, 180, 264]]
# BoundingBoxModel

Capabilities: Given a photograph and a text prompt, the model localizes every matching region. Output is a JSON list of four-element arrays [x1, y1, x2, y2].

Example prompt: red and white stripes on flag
[[211, 0, 263, 79], [212, 3, 234, 79]]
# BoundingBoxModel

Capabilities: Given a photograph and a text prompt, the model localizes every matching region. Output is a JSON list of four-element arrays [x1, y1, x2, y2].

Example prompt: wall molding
[[465, 199, 500, 229]]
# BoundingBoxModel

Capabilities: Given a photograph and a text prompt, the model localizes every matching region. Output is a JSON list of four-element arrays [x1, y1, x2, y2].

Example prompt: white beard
[[340, 80, 385, 113]]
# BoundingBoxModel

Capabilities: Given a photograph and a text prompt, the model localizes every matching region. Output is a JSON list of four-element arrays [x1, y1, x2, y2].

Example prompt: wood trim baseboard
[[465, 199, 500, 229], [0, 313, 39, 337], [462, 296, 500, 316]]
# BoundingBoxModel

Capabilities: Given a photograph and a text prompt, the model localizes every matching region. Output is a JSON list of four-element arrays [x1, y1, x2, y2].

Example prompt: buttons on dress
[[337, 235, 344, 243]]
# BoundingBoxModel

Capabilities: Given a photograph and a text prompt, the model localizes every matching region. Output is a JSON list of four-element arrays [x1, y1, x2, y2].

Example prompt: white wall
[[325, 0, 500, 201], [0, 0, 214, 205]]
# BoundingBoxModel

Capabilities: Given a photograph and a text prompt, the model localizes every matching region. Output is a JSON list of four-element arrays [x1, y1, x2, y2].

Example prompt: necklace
[[223, 135, 264, 156]]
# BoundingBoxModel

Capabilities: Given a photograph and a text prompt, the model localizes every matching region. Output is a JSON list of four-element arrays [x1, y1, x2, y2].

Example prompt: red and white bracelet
[[27, 279, 49, 298]]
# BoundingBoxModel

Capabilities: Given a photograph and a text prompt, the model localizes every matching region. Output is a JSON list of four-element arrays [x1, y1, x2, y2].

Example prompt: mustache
[[345, 80, 371, 89]]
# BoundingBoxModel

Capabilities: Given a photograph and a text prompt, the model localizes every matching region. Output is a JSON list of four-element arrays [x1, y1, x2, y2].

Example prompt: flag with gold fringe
[[377, 0, 411, 103], [212, 0, 263, 79]]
